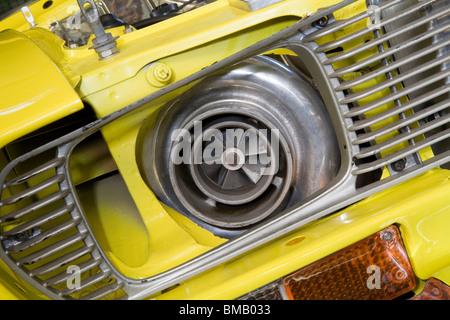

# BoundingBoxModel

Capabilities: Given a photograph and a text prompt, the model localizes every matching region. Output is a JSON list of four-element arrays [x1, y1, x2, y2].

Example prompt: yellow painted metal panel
[[1, 0, 342, 99], [0, 0, 448, 300]]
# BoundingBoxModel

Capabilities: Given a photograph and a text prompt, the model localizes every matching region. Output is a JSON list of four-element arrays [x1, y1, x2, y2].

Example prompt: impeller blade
[[220, 169, 251, 190]]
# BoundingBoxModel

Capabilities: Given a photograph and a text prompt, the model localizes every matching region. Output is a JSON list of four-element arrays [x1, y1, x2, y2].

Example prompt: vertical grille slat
[[0, 189, 70, 224], [1, 174, 65, 206], [15, 231, 88, 266], [328, 18, 450, 78], [343, 68, 450, 117], [79, 280, 124, 300], [42, 257, 101, 287], [29, 244, 94, 277], [322, 4, 450, 65], [0, 203, 75, 239], [60, 269, 112, 297], [5, 218, 81, 254]]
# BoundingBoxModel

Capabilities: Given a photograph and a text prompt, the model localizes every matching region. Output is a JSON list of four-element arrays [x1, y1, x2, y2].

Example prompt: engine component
[[136, 56, 340, 237], [1, 0, 449, 300], [77, 0, 120, 60]]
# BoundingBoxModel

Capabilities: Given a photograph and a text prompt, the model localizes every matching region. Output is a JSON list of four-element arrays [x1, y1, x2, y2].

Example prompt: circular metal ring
[[137, 56, 340, 237]]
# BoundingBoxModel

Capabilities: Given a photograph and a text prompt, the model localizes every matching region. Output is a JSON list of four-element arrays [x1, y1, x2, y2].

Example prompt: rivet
[[382, 231, 392, 241]]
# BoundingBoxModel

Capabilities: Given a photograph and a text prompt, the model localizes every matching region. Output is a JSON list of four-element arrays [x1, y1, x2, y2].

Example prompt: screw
[[395, 270, 405, 280], [313, 17, 329, 28], [382, 231, 392, 241], [147, 62, 173, 87], [391, 158, 406, 172]]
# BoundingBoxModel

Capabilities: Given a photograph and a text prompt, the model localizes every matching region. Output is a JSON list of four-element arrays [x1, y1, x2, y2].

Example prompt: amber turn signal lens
[[411, 278, 450, 300], [282, 225, 416, 300]]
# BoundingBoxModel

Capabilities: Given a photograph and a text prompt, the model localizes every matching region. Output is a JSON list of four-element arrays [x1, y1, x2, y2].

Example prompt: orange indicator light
[[282, 225, 416, 300], [411, 278, 450, 300]]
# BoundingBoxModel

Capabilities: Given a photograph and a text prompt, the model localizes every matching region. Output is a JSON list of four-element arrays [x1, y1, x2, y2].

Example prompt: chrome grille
[[301, 0, 450, 178], [0, 146, 125, 299]]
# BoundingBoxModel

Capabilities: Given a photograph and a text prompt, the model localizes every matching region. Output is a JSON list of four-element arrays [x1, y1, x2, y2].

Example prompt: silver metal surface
[[20, 6, 36, 28], [77, 0, 119, 60], [1, 0, 449, 300], [137, 56, 339, 233], [0, 144, 126, 299]]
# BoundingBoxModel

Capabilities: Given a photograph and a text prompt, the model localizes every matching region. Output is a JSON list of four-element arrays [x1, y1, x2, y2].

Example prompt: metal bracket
[[20, 6, 36, 28], [77, 0, 119, 60]]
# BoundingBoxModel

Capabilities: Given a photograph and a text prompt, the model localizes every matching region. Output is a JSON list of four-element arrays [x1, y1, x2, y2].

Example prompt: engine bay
[[49, 0, 214, 46]]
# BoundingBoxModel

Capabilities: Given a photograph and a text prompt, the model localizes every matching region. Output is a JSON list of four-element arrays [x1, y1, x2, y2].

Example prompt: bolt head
[[98, 46, 119, 60], [154, 64, 172, 82], [147, 62, 173, 87], [391, 158, 407, 172]]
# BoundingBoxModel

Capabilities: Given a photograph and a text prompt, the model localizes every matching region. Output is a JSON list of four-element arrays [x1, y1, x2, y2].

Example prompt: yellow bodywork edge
[[154, 168, 450, 299], [0, 29, 83, 149]]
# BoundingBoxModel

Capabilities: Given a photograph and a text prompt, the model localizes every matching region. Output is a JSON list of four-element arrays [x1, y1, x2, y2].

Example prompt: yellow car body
[[0, 0, 448, 300]]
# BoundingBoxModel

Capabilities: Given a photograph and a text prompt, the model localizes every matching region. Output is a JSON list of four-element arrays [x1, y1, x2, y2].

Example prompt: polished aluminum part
[[0, 0, 449, 299], [20, 6, 36, 28], [310, 0, 450, 177], [137, 56, 339, 236], [77, 0, 119, 60], [0, 1, 38, 21]]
